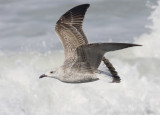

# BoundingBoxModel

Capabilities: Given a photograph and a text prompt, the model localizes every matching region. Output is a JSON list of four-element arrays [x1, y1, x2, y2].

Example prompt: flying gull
[[39, 4, 141, 83]]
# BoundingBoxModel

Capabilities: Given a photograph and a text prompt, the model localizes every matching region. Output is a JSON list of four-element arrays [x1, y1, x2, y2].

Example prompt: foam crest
[[132, 1, 160, 58]]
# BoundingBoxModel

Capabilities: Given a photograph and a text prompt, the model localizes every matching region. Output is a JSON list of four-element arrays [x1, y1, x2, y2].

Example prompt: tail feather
[[102, 57, 121, 83]]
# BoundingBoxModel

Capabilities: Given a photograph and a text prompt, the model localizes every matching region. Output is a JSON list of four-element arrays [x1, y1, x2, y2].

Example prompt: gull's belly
[[57, 68, 99, 83]]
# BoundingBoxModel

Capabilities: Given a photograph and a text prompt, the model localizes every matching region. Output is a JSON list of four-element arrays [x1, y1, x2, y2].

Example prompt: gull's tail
[[102, 57, 121, 83]]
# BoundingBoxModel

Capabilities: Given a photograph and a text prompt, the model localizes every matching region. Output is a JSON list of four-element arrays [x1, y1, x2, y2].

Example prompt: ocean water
[[0, 0, 160, 115]]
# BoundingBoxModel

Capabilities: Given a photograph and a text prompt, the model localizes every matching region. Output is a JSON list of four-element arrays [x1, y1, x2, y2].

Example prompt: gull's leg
[[102, 57, 121, 83]]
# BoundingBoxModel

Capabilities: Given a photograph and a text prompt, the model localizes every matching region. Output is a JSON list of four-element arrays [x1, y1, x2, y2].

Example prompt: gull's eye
[[50, 71, 53, 73]]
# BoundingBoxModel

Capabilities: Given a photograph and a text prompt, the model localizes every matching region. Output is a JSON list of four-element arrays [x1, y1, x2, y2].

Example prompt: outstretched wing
[[55, 4, 89, 59], [74, 43, 141, 70]]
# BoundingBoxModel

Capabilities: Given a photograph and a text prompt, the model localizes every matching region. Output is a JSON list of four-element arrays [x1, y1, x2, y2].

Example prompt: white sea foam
[[131, 1, 160, 58]]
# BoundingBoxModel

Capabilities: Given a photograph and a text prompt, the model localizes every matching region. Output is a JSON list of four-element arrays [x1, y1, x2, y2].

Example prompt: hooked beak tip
[[39, 74, 47, 79]]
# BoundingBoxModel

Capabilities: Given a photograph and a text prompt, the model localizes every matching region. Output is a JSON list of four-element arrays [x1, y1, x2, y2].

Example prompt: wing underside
[[55, 4, 90, 59]]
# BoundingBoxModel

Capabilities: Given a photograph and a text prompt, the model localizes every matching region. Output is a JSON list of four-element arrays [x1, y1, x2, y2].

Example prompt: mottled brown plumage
[[55, 4, 89, 59], [54, 4, 121, 81]]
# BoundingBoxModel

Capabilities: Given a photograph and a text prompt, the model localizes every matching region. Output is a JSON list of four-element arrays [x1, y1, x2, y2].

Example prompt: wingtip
[[133, 44, 142, 47], [85, 3, 90, 7], [112, 75, 121, 83], [79, 4, 90, 7], [56, 3, 90, 26], [73, 4, 90, 9]]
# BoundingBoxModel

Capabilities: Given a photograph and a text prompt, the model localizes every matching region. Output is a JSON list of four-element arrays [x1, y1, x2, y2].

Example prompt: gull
[[39, 4, 141, 83]]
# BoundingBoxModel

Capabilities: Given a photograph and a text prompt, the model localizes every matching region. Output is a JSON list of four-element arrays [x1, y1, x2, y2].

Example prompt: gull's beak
[[39, 74, 47, 79]]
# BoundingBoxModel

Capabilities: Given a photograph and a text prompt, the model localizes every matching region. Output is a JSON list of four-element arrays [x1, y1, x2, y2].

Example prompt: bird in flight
[[39, 4, 141, 83]]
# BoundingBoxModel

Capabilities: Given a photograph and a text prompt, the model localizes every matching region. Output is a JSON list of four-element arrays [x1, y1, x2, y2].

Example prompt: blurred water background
[[0, 0, 160, 115]]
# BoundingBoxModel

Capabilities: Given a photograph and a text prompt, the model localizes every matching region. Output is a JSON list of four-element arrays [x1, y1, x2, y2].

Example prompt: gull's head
[[39, 69, 57, 79]]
